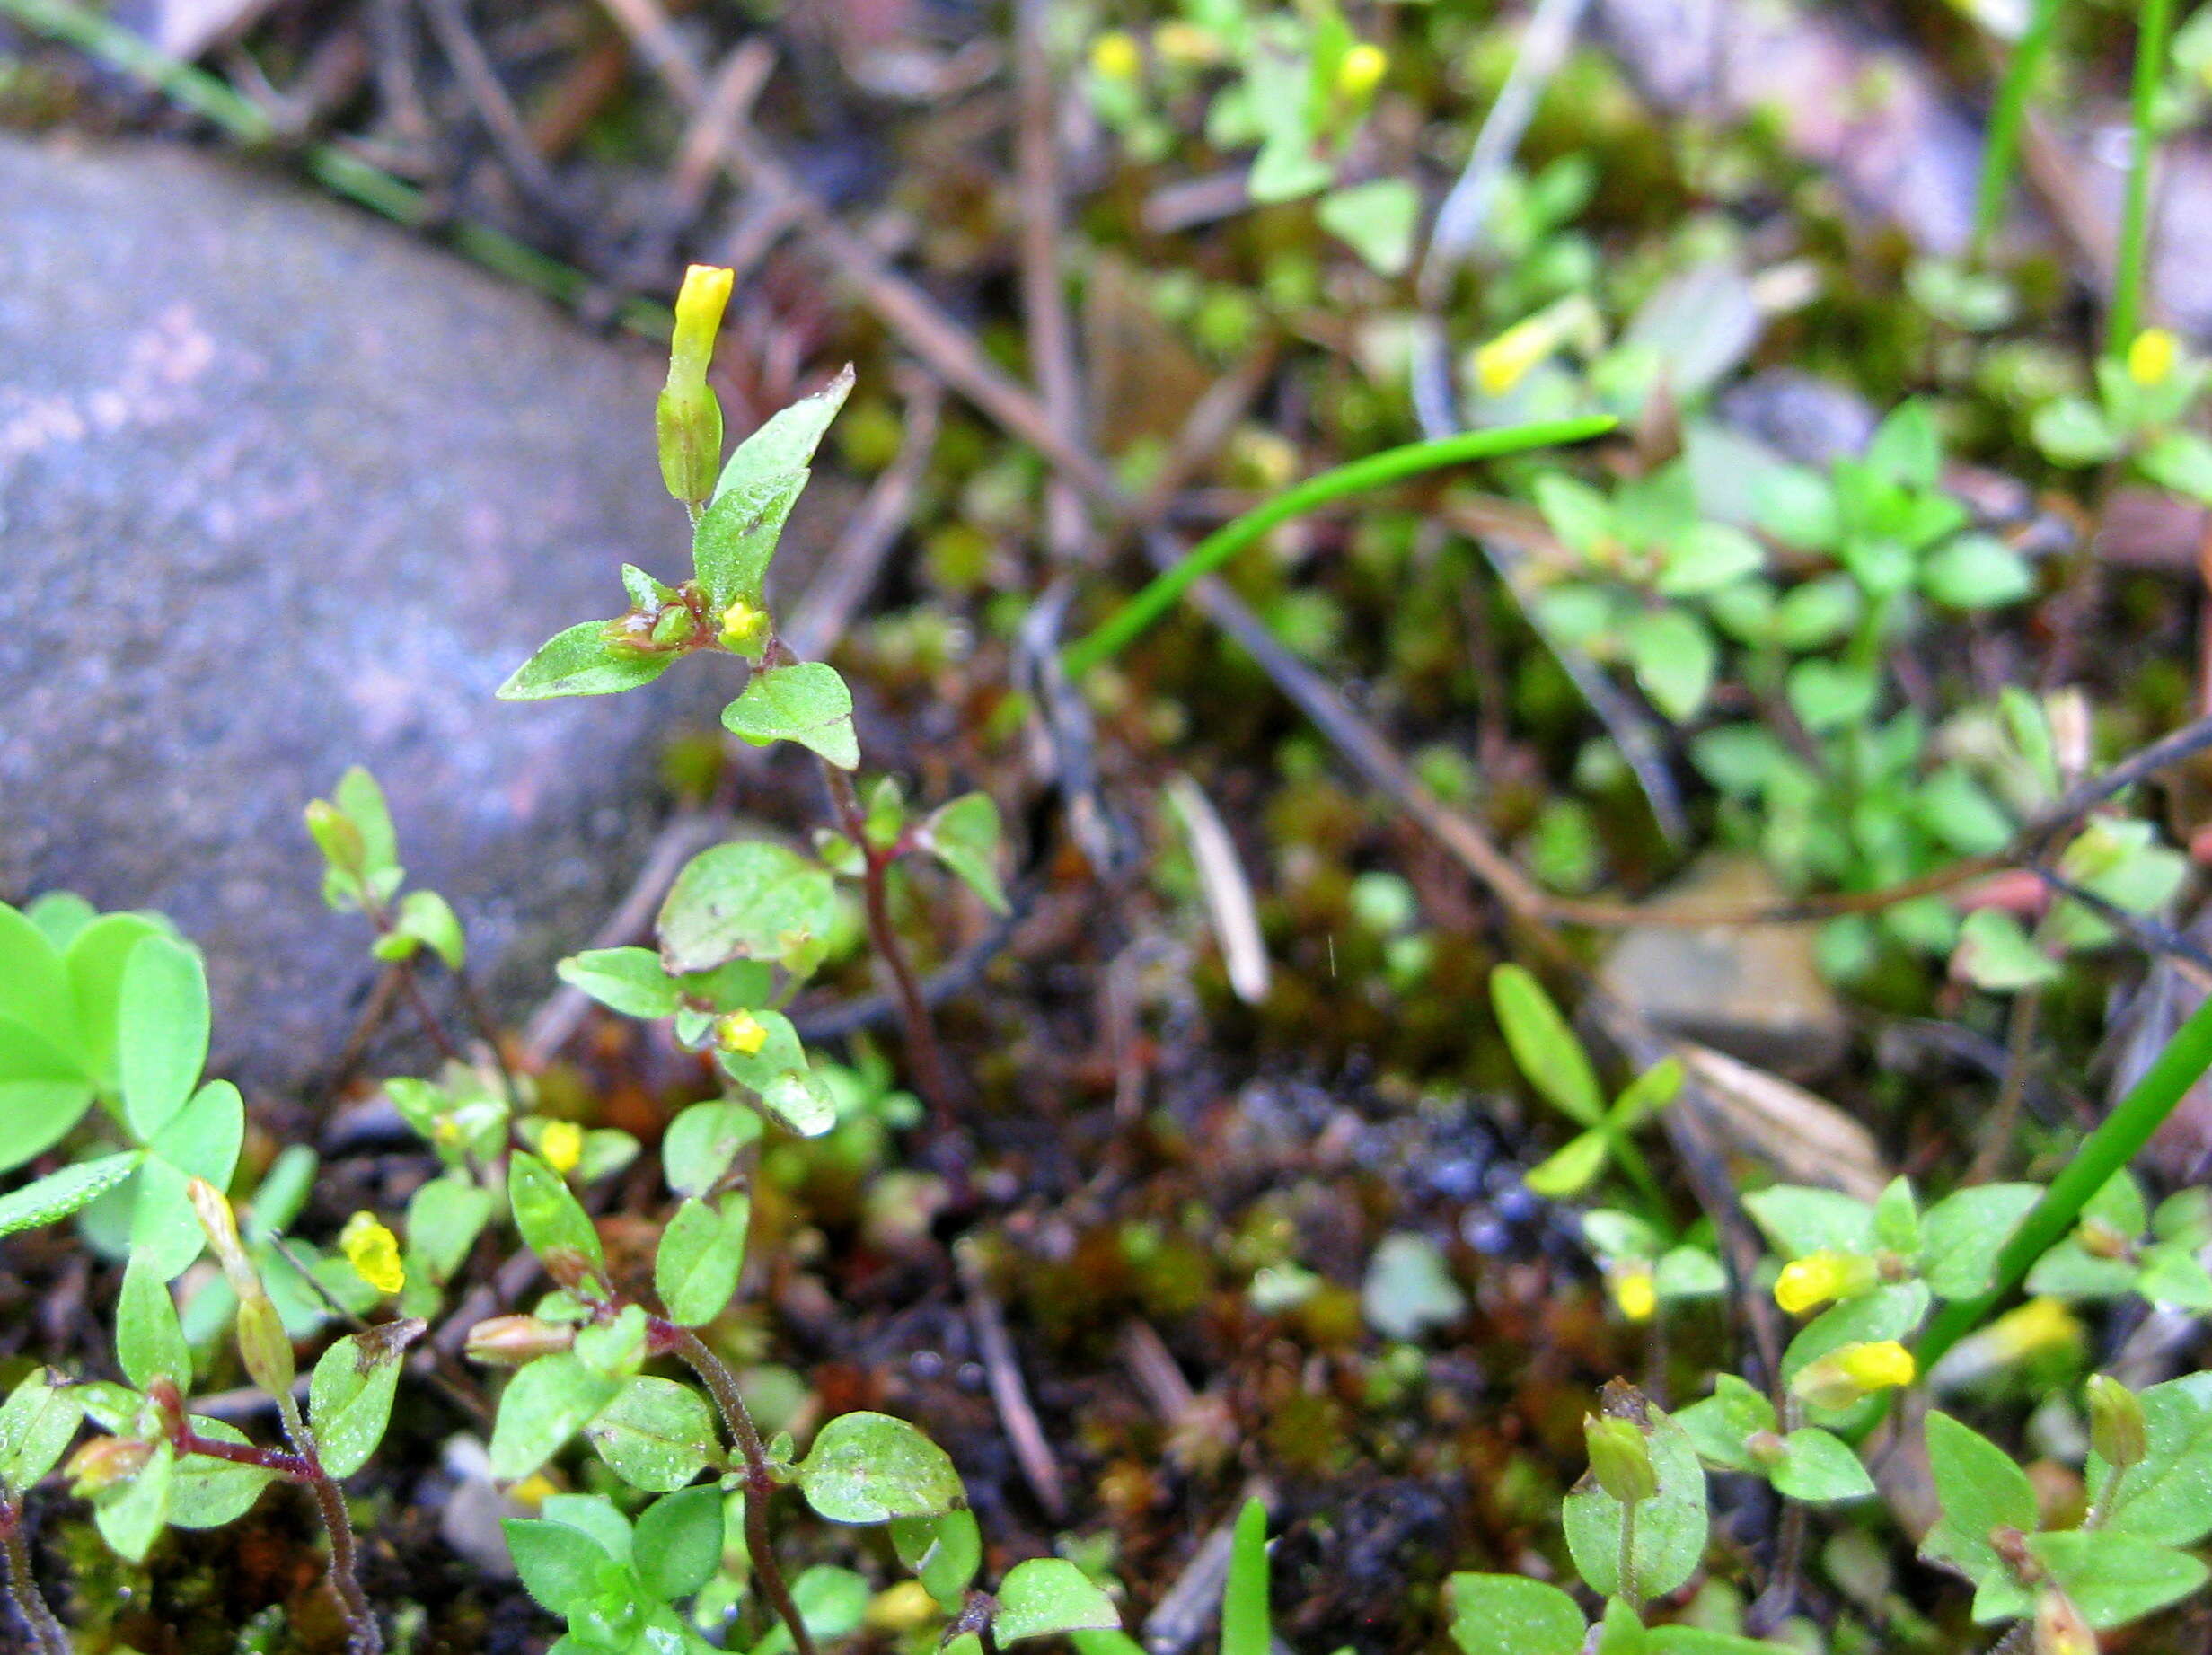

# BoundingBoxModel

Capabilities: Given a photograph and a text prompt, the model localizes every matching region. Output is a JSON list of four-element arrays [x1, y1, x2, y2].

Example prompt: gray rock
[[0, 135, 736, 1099], [1600, 856, 1849, 1080]]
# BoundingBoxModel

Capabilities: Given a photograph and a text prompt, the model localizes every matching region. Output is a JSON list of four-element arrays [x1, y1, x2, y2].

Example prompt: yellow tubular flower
[[1150, 22, 1217, 67], [1611, 1267, 1658, 1324], [2128, 327, 2180, 389], [1336, 42, 1388, 101], [539, 1120, 585, 1178], [1985, 1296, 2082, 1363], [1089, 31, 1142, 82], [669, 265, 736, 387], [1773, 1250, 1876, 1316], [1792, 1340, 1916, 1411], [339, 1211, 406, 1297]]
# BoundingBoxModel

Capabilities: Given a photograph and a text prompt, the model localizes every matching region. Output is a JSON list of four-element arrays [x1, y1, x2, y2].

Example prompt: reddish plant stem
[[658, 1322, 819, 1655], [819, 761, 960, 1131], [274, 1397, 382, 1655], [0, 1497, 68, 1655]]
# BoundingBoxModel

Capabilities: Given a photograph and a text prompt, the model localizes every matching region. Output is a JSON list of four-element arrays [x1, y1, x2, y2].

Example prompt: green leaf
[[334, 767, 400, 875], [557, 948, 684, 1019], [506, 1516, 618, 1617], [714, 1010, 838, 1137], [1625, 607, 1716, 721], [1562, 1404, 1708, 1600], [118, 935, 208, 1141], [1782, 1283, 1929, 1389], [722, 663, 859, 770], [508, 1152, 604, 1274], [0, 902, 75, 1043], [489, 1353, 623, 1481], [1922, 534, 2035, 610], [405, 1175, 493, 1286], [1768, 1429, 1874, 1502], [1522, 1131, 1609, 1199], [1918, 1184, 2040, 1300], [657, 841, 837, 977], [891, 1509, 982, 1611], [710, 365, 854, 506], [994, 1559, 1124, 1643], [2093, 1375, 2212, 1545], [542, 1492, 634, 1562], [1921, 1410, 2039, 1609], [1490, 966, 1604, 1127], [0, 1369, 84, 1497], [0, 1151, 141, 1238], [2029, 1529, 2208, 1629], [921, 793, 1009, 916], [798, 1411, 964, 1524], [117, 1253, 191, 1390], [1316, 178, 1418, 277], [1676, 1374, 1775, 1472], [1785, 659, 1879, 734], [663, 1102, 762, 1199], [1656, 523, 1765, 597], [92, 1439, 174, 1563], [1741, 1187, 1875, 1260], [1865, 401, 1941, 489], [169, 1417, 278, 1528], [23, 894, 96, 951], [2031, 396, 2120, 464], [634, 1483, 726, 1603], [309, 1320, 424, 1477], [2140, 429, 2212, 506], [1221, 1497, 1269, 1655], [693, 469, 808, 612], [1952, 909, 2059, 992], [1446, 1574, 1586, 1655], [585, 1376, 722, 1492], [385, 890, 466, 972], [1360, 1232, 1467, 1338], [0, 1022, 95, 1173], [656, 1194, 751, 1327], [497, 619, 677, 700]]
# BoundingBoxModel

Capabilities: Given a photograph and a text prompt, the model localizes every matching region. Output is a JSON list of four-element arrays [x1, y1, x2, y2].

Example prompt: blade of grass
[[1916, 987, 2212, 1374], [1221, 1498, 1271, 1655], [1059, 417, 1616, 679], [1971, 0, 2069, 263], [0, 0, 671, 339], [2109, 0, 2177, 353]]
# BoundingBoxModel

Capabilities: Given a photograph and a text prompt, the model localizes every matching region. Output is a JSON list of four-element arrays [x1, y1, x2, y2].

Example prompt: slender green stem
[[2110, 0, 2177, 354], [1058, 418, 1616, 678], [1617, 1498, 1642, 1614], [1971, 0, 2069, 262], [1916, 989, 2212, 1372], [0, 0, 671, 339]]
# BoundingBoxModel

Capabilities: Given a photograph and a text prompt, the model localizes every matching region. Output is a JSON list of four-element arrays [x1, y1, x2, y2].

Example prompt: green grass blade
[[1221, 1498, 1271, 1655], [1060, 417, 1616, 679], [1916, 987, 2212, 1373], [1971, 0, 2069, 262], [2110, 0, 2177, 353]]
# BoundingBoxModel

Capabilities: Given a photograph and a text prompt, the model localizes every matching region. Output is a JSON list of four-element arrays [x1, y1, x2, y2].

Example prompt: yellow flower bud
[[1336, 42, 1388, 101], [235, 1291, 296, 1397], [718, 599, 771, 658], [866, 1580, 940, 1634], [189, 1178, 260, 1298], [1473, 314, 1559, 399], [465, 1315, 577, 1367], [2128, 327, 2179, 389], [1610, 1266, 1657, 1324], [670, 265, 735, 387], [657, 265, 734, 505], [340, 1211, 407, 1297], [717, 1009, 769, 1058], [2087, 1373, 2147, 1470], [1792, 1341, 1916, 1411], [1774, 1250, 1877, 1316], [1089, 30, 1142, 83], [304, 799, 366, 876], [539, 1120, 585, 1178], [1150, 22, 1218, 67]]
